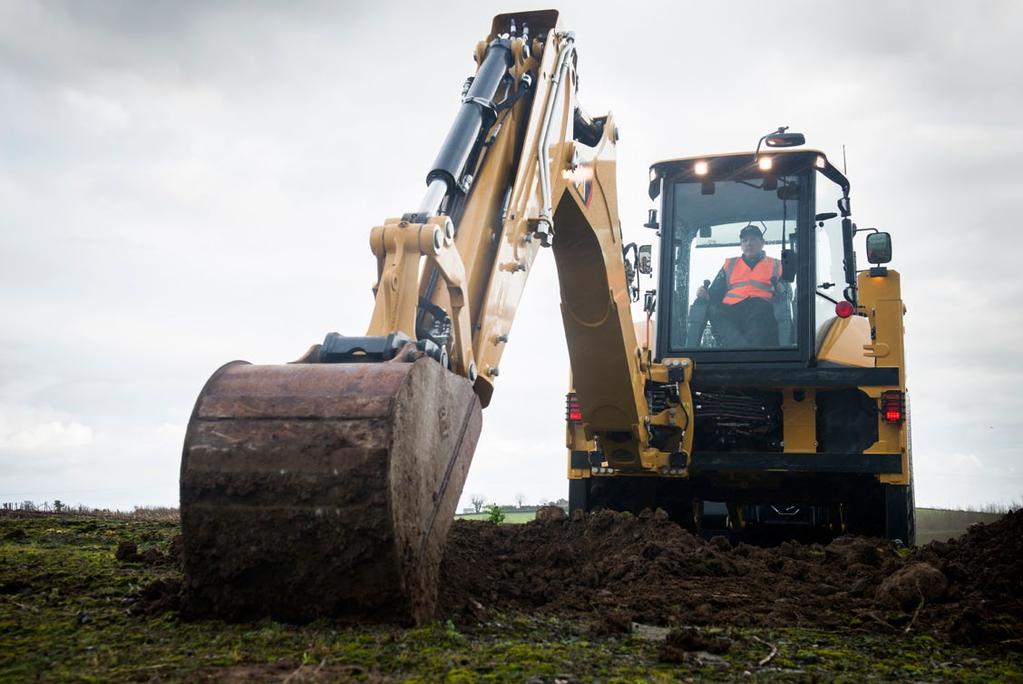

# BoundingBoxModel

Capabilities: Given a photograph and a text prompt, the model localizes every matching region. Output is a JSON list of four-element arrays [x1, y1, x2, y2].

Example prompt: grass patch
[[2, 513, 1021, 682]]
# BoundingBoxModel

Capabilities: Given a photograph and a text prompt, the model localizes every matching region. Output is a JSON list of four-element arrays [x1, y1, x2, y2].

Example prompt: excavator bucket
[[179, 357, 481, 624]]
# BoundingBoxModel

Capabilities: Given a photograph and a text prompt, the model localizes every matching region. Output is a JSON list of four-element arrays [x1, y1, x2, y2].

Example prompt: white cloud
[[919, 452, 985, 477], [0, 403, 93, 451], [1, 1, 1021, 511], [0, 418, 92, 451], [59, 86, 130, 128]]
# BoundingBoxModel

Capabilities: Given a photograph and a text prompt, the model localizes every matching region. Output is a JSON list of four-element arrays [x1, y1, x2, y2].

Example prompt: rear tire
[[569, 476, 695, 529]]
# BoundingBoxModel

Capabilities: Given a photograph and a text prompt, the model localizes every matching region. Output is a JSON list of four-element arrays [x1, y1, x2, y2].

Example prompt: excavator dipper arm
[[180, 10, 691, 624]]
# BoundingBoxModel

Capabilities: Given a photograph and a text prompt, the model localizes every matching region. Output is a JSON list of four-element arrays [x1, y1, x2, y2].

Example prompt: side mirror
[[638, 244, 653, 275], [865, 232, 892, 265], [765, 132, 805, 148], [781, 249, 797, 282]]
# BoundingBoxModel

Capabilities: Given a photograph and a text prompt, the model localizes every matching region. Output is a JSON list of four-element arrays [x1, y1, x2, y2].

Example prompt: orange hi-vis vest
[[722, 255, 781, 305]]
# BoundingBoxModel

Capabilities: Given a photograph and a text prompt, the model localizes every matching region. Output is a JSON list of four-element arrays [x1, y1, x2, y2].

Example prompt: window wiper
[[816, 290, 839, 305]]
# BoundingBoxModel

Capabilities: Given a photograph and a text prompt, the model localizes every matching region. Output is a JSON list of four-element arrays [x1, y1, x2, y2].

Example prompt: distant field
[[455, 511, 536, 523], [915, 507, 1004, 545], [455, 507, 1010, 545], [4, 504, 1007, 542]]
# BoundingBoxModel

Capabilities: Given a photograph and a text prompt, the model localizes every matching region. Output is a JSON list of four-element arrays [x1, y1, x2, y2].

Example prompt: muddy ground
[[2, 509, 1021, 681], [441, 507, 1023, 645]]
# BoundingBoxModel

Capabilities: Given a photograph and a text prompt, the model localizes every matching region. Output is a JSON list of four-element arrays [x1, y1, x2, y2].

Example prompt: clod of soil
[[440, 508, 1023, 644], [875, 562, 947, 610], [115, 540, 172, 566], [658, 626, 732, 663], [535, 505, 567, 523], [132, 578, 183, 615], [115, 541, 137, 561]]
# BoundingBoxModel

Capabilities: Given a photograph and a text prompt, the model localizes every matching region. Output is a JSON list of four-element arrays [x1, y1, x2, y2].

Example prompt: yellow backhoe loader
[[180, 10, 913, 624]]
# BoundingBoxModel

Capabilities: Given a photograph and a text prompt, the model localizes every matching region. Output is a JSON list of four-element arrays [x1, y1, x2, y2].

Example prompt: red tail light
[[835, 300, 855, 318], [566, 392, 582, 423], [881, 390, 905, 423]]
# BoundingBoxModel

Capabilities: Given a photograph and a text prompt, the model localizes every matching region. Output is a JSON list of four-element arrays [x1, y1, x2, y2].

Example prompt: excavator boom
[[180, 10, 685, 623]]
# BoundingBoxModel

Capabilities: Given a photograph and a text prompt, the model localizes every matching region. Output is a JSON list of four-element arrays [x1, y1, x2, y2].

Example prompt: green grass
[[915, 507, 1003, 545], [2, 513, 1021, 682], [454, 511, 535, 523]]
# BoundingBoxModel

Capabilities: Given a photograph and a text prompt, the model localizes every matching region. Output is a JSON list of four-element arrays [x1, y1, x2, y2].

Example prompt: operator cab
[[648, 145, 854, 366]]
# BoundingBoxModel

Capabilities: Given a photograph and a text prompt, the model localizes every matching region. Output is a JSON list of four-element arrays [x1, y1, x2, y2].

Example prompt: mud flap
[[568, 478, 589, 514], [884, 483, 916, 547], [180, 358, 481, 624]]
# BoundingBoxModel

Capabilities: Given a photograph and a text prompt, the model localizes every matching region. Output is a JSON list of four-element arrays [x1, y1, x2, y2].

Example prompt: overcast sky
[[1, 1, 1021, 512]]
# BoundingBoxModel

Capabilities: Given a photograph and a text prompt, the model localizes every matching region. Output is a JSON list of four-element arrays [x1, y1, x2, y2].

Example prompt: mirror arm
[[841, 217, 858, 305], [753, 134, 768, 162]]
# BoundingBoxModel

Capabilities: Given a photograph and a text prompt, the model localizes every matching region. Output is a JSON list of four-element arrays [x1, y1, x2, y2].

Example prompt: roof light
[[835, 300, 855, 318], [815, 155, 826, 169], [881, 390, 905, 424], [758, 157, 773, 171], [694, 160, 709, 176]]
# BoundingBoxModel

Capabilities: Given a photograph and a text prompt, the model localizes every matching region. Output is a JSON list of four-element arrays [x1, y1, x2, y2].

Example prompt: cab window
[[667, 172, 808, 353]]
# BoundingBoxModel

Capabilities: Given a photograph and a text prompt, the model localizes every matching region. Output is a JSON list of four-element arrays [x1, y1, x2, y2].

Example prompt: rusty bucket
[[180, 357, 481, 624]]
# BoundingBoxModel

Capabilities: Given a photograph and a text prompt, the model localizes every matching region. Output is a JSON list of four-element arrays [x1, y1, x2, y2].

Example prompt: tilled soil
[[439, 507, 1023, 645]]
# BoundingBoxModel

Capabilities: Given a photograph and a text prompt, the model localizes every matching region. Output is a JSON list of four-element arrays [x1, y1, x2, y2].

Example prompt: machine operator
[[696, 223, 783, 347]]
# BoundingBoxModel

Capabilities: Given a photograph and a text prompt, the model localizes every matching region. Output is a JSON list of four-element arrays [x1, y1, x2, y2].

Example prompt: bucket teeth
[[180, 358, 481, 624]]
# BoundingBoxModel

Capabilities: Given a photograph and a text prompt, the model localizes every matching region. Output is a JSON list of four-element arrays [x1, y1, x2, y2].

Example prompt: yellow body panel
[[817, 316, 873, 367], [782, 389, 816, 453], [858, 269, 910, 486]]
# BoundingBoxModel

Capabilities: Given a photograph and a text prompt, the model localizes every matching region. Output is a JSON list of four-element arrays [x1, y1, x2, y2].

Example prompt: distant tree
[[53, 500, 64, 513], [21, 500, 36, 512], [514, 493, 526, 509], [471, 495, 486, 514]]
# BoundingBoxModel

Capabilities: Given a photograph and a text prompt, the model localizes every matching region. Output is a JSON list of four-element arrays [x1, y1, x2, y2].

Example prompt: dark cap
[[739, 224, 764, 240]]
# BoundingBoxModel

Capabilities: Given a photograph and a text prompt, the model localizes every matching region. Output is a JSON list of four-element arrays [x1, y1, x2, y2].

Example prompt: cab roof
[[648, 148, 849, 199]]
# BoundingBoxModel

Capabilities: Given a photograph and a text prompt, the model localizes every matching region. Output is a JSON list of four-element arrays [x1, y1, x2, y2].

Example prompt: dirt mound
[[439, 508, 1023, 644], [114, 540, 175, 566]]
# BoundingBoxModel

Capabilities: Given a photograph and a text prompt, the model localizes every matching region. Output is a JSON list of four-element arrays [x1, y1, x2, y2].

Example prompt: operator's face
[[741, 235, 765, 258]]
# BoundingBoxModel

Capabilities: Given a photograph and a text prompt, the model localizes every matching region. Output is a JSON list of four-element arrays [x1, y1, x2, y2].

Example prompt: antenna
[[842, 144, 848, 175]]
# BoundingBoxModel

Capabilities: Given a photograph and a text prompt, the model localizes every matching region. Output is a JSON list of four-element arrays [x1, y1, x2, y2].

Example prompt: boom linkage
[[362, 10, 693, 470]]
